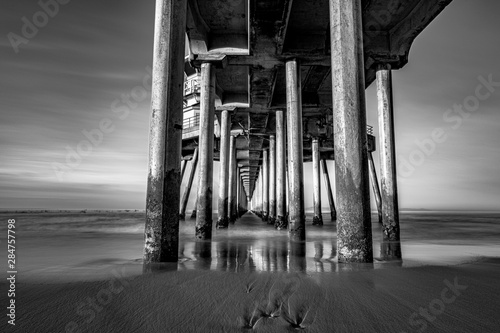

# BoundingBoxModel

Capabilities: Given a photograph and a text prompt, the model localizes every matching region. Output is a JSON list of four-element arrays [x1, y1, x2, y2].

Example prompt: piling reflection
[[178, 237, 346, 273], [139, 215, 408, 273], [216, 241, 228, 271], [377, 223, 403, 265], [380, 240, 403, 266], [329, 240, 337, 260], [276, 240, 288, 271], [337, 262, 375, 272], [289, 241, 307, 272], [142, 262, 178, 274], [228, 242, 239, 271], [192, 240, 212, 270], [144, 239, 404, 273], [313, 241, 324, 272]]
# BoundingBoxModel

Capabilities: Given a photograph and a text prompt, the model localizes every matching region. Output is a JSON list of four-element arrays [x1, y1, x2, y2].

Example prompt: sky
[[1, 0, 499, 211]]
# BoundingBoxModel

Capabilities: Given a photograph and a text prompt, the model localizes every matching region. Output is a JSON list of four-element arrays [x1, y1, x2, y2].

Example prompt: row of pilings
[[143, 0, 401, 265]]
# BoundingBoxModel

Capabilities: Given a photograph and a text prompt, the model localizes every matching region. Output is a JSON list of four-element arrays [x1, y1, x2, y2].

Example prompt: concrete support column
[[252, 176, 255, 211], [191, 197, 197, 218], [236, 167, 240, 217], [259, 172, 262, 215], [179, 148, 198, 219], [239, 179, 244, 213], [144, 0, 187, 264], [275, 110, 287, 230], [312, 138, 323, 225], [255, 172, 260, 213], [259, 167, 264, 217], [232, 163, 238, 220], [255, 179, 258, 213], [286, 59, 305, 241], [180, 160, 188, 182], [216, 110, 231, 228], [268, 135, 276, 225], [231, 155, 238, 221], [249, 185, 252, 210], [262, 149, 269, 221], [195, 62, 216, 239], [253, 175, 257, 212], [285, 166, 289, 219], [228, 135, 237, 223], [376, 63, 400, 242], [252, 179, 255, 211], [329, 0, 373, 262], [321, 159, 337, 221], [368, 151, 383, 224], [242, 180, 248, 213], [260, 170, 263, 216], [242, 179, 246, 212]]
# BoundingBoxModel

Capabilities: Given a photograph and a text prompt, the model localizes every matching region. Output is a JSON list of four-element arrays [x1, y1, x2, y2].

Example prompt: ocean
[[1, 211, 500, 282]]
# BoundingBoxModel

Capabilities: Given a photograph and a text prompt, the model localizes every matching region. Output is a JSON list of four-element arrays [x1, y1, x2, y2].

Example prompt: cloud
[[1, 0, 499, 210]]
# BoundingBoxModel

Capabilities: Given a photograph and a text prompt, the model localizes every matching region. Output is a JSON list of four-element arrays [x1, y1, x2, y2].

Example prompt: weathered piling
[[321, 159, 337, 221], [312, 138, 323, 225], [275, 110, 287, 230], [179, 147, 198, 219], [262, 149, 269, 221], [228, 135, 237, 222], [180, 159, 187, 182], [377, 63, 401, 243], [144, 0, 187, 263], [268, 135, 276, 224], [329, 0, 373, 262], [368, 151, 383, 224], [286, 59, 305, 241], [195, 62, 216, 239], [216, 110, 230, 228]]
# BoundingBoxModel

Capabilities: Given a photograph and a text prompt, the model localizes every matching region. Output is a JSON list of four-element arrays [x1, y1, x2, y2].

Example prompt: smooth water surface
[[1, 210, 499, 282]]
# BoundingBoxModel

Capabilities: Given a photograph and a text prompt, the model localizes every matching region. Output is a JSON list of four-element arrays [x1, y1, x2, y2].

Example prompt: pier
[[143, 0, 453, 264]]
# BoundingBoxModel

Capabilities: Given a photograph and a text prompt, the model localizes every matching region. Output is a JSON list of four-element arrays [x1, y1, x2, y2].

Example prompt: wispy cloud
[[1, 0, 499, 210]]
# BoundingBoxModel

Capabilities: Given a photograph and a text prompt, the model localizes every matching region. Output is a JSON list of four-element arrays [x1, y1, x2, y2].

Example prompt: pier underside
[[183, 0, 452, 196]]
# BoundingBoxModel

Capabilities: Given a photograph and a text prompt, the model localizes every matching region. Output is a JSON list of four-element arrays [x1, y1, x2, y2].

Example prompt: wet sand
[[6, 258, 500, 332]]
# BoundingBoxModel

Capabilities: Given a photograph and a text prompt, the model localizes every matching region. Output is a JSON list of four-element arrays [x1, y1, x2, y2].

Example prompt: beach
[[3, 1, 500, 332], [1, 211, 500, 332]]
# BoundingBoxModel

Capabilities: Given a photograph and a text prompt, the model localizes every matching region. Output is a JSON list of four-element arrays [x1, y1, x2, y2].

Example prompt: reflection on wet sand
[[313, 241, 324, 272], [380, 240, 403, 263], [143, 213, 406, 274], [375, 220, 403, 266], [175, 236, 398, 273], [142, 262, 178, 274]]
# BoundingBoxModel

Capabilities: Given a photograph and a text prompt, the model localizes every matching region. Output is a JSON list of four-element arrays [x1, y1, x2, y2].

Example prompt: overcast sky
[[1, 0, 499, 211]]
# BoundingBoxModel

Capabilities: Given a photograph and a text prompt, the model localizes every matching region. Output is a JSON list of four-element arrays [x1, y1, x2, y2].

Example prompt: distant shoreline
[[0, 209, 146, 214], [1, 209, 499, 214]]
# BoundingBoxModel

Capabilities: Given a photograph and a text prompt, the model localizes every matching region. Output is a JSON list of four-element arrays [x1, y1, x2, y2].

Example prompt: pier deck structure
[[143, 0, 453, 264]]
